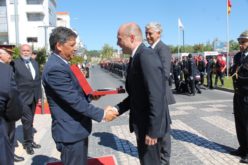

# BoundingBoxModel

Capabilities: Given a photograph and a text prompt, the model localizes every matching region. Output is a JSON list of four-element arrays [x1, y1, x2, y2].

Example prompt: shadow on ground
[[172, 129, 235, 153], [92, 132, 138, 158]]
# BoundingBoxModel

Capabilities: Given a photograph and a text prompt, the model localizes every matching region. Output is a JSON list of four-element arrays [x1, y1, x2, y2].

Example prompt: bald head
[[119, 23, 143, 42], [0, 49, 12, 64], [117, 22, 143, 55]]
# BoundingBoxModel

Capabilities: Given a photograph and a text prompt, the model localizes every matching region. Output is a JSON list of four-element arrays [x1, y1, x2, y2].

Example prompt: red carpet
[[46, 155, 116, 165], [35, 102, 51, 114]]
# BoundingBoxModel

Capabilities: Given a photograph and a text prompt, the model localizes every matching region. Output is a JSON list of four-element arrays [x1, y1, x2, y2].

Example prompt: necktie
[[25, 60, 35, 79]]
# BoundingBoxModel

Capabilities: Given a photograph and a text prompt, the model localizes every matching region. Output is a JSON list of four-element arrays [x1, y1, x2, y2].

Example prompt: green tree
[[193, 44, 205, 53], [36, 48, 47, 72], [70, 56, 84, 65], [12, 47, 20, 60], [101, 44, 114, 59], [229, 40, 239, 51], [87, 50, 100, 57]]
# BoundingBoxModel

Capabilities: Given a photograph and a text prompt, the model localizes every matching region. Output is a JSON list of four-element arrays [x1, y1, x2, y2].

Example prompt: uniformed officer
[[230, 30, 248, 164]]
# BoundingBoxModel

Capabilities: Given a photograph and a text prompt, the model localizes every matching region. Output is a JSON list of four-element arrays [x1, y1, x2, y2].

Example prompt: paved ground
[[15, 66, 242, 165]]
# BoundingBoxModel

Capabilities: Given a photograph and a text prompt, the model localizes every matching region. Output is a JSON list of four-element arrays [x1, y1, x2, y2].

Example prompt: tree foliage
[[70, 55, 84, 65], [101, 44, 114, 59]]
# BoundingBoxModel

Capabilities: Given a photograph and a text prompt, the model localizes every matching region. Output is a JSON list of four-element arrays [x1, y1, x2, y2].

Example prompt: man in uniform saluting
[[230, 30, 248, 164]]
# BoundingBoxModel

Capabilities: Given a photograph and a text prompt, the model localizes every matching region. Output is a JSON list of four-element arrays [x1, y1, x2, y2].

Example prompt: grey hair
[[145, 22, 163, 33], [49, 26, 77, 51], [0, 49, 7, 55]]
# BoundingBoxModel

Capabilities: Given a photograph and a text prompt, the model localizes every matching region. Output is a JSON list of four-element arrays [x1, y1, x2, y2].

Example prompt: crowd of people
[[0, 24, 248, 165]]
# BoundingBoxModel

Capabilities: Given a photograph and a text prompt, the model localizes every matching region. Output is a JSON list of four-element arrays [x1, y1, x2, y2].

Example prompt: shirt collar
[[54, 53, 69, 64], [151, 39, 160, 49], [0, 60, 4, 63], [245, 51, 248, 56], [131, 43, 142, 58]]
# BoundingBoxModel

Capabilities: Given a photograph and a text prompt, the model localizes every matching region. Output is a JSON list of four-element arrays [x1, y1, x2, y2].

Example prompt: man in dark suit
[[42, 27, 117, 165], [114, 22, 169, 165], [13, 44, 41, 155], [0, 48, 25, 162], [145, 22, 174, 165], [0, 59, 22, 165]]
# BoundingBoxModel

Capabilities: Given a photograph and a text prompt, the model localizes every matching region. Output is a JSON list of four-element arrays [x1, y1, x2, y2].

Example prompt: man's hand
[[103, 106, 119, 122], [145, 135, 157, 145], [90, 95, 102, 101]]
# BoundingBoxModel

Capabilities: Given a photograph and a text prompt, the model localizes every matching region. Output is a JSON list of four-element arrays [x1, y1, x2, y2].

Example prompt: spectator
[[12, 44, 42, 155]]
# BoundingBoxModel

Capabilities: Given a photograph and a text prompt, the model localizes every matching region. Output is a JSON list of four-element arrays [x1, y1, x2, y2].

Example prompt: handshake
[[103, 106, 119, 122]]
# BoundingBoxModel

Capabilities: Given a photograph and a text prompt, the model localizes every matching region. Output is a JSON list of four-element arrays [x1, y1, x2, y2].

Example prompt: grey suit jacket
[[153, 40, 176, 105]]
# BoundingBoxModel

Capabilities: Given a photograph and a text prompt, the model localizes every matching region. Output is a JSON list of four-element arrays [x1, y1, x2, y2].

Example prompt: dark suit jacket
[[13, 58, 41, 105], [153, 40, 176, 105], [0, 62, 22, 122], [117, 44, 170, 138], [42, 54, 104, 143], [0, 63, 22, 165]]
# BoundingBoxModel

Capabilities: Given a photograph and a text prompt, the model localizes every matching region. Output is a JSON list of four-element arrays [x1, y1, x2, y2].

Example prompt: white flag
[[178, 18, 184, 30]]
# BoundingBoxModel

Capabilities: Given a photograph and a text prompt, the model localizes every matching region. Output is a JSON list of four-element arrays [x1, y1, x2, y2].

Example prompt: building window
[[27, 37, 38, 43], [0, 0, 6, 6], [27, 13, 44, 21], [26, 0, 43, 5]]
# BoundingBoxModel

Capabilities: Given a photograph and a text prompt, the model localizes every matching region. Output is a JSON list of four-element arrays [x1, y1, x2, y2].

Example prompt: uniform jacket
[[42, 54, 104, 143], [117, 44, 170, 138], [0, 62, 22, 121], [153, 40, 176, 105]]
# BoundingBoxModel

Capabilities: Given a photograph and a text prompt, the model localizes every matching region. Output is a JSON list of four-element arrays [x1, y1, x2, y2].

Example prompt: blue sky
[[57, 0, 248, 50]]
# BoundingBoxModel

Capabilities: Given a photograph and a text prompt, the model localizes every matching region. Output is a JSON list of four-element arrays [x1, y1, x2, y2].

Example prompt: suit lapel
[[126, 44, 144, 91], [19, 58, 33, 79]]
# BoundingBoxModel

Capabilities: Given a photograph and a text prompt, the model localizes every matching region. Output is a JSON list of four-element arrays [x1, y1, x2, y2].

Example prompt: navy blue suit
[[42, 54, 104, 165], [0, 62, 22, 165], [116, 44, 169, 165]]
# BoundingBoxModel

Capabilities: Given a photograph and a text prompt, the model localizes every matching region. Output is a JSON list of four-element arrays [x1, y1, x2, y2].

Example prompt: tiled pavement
[[15, 98, 243, 165], [14, 67, 242, 165]]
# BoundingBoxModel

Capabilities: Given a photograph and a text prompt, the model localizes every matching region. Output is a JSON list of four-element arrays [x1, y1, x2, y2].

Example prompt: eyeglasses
[[238, 40, 248, 44]]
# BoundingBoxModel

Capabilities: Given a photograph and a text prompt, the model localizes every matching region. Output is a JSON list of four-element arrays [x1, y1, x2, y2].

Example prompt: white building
[[56, 12, 70, 28], [56, 11, 84, 56], [0, 0, 57, 50]]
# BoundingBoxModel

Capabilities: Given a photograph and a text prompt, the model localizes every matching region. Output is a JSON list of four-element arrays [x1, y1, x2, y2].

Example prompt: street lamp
[[38, 25, 55, 55]]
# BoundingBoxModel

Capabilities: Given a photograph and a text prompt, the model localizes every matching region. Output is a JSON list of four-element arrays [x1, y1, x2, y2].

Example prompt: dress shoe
[[23, 145, 34, 155], [14, 154, 24, 162], [230, 149, 246, 157], [240, 155, 248, 163], [31, 142, 41, 149]]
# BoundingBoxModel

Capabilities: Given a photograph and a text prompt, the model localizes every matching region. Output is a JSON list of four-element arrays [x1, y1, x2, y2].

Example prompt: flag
[[178, 18, 184, 30], [227, 0, 232, 15]]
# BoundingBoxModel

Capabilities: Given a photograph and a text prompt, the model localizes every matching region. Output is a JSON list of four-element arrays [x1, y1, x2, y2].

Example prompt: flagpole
[[226, 0, 230, 77], [177, 19, 180, 59]]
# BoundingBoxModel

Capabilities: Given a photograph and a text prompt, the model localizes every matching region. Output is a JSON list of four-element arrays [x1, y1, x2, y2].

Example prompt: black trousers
[[136, 133, 169, 165], [207, 72, 213, 88], [21, 101, 36, 145], [160, 130, 171, 165], [6, 122, 16, 152], [233, 93, 248, 153], [215, 71, 224, 86], [56, 139, 88, 165]]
